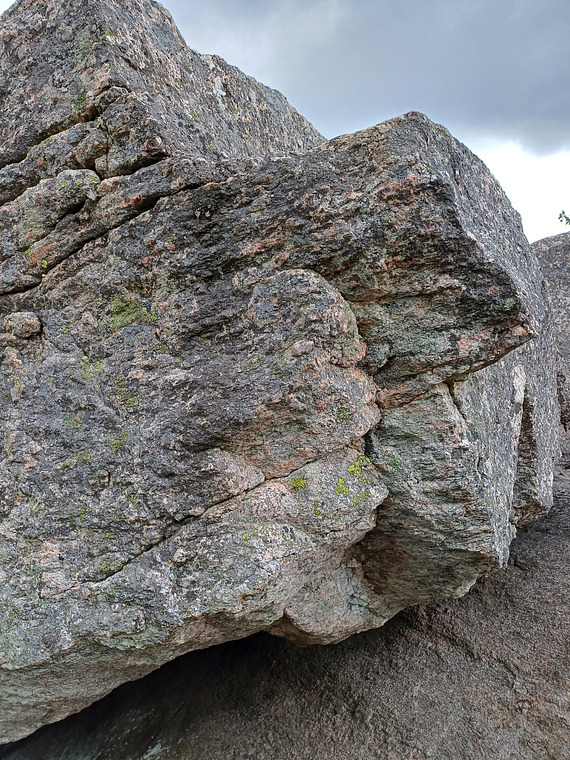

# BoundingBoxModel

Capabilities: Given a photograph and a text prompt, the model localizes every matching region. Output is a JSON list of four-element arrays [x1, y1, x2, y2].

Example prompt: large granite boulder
[[2, 233, 567, 760], [0, 0, 559, 743]]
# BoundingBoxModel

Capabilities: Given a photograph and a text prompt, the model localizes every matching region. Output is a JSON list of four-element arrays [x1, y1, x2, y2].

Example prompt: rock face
[[2, 473, 567, 760], [2, 231, 568, 760], [0, 0, 322, 174], [0, 0, 560, 744], [532, 232, 570, 464]]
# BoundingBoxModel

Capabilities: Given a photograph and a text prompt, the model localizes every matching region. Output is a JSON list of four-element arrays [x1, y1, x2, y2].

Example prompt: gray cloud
[[161, 0, 570, 154]]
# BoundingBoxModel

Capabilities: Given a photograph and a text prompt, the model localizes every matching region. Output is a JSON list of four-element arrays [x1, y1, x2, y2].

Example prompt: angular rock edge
[[0, 0, 560, 743]]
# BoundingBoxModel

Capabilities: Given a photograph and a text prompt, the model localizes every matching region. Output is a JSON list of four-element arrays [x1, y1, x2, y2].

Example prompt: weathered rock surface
[[11, 228, 565, 760], [532, 232, 570, 463], [0, 0, 560, 744], [0, 0, 322, 176], [2, 471, 567, 760]]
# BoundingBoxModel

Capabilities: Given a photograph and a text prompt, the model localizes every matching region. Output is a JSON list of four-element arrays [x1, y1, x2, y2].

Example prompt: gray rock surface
[[0, 0, 560, 744], [1, 472, 567, 760], [532, 232, 570, 464], [0, 0, 322, 175]]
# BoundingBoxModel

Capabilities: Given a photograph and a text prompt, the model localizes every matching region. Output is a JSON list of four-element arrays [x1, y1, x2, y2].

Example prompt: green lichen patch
[[128, 493, 143, 510], [68, 502, 89, 525], [290, 477, 307, 492], [96, 558, 120, 577], [80, 355, 106, 381], [350, 489, 371, 507], [241, 523, 273, 542], [63, 413, 82, 431], [242, 354, 264, 373], [73, 90, 88, 112], [347, 455, 371, 484], [335, 407, 351, 424], [335, 477, 349, 496], [108, 295, 158, 331], [110, 431, 128, 452], [76, 30, 93, 60], [152, 269, 178, 304], [108, 296, 140, 330], [114, 377, 140, 408], [8, 376, 22, 396], [60, 451, 92, 469], [272, 362, 293, 381]]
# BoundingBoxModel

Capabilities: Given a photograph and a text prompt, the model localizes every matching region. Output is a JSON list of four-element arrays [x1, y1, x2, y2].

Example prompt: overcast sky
[[1, 0, 568, 241]]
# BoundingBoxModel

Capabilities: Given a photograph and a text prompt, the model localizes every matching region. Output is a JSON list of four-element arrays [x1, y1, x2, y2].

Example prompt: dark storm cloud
[[161, 0, 570, 154]]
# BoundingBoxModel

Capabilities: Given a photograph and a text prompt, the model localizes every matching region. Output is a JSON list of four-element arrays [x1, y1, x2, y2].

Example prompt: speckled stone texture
[[0, 0, 323, 172], [0, 473, 567, 760], [532, 232, 570, 463], [0, 0, 560, 744]]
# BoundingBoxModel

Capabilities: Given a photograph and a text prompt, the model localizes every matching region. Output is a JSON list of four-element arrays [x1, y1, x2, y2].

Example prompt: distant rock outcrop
[[0, 0, 560, 744]]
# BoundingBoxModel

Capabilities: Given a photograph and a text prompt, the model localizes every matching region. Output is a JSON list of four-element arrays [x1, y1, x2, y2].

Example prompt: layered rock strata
[[0, 0, 559, 743]]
